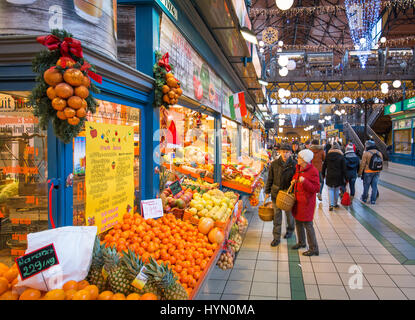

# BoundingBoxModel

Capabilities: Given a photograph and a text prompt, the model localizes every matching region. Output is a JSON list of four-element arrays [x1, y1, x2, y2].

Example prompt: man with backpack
[[358, 140, 383, 205]]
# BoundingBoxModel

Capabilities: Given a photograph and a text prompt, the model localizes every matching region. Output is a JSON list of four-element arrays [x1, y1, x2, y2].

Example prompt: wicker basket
[[258, 201, 274, 221], [276, 183, 296, 212]]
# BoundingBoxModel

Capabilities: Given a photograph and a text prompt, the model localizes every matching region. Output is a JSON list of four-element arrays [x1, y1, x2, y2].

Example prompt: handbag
[[341, 183, 351, 206]]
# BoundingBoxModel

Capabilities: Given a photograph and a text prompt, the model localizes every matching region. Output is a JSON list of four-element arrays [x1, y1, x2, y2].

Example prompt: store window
[[0, 92, 48, 266], [221, 118, 239, 165], [73, 99, 140, 227], [394, 129, 412, 154], [159, 105, 215, 187]]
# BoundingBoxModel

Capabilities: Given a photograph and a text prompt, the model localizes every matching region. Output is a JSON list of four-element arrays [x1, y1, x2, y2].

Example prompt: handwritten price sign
[[15, 244, 59, 280], [141, 199, 164, 220]]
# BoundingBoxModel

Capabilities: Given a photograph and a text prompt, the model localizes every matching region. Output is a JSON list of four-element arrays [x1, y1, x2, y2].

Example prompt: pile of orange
[[103, 213, 218, 295], [0, 262, 20, 300]]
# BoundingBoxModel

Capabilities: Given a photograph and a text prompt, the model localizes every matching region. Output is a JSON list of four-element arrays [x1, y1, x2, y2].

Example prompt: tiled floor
[[196, 162, 415, 300]]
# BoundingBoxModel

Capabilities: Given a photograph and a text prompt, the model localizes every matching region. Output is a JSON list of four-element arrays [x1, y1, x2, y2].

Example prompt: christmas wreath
[[153, 51, 183, 110], [29, 29, 102, 144]]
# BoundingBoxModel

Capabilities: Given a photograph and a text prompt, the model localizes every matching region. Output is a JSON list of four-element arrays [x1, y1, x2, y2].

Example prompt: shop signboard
[[403, 97, 415, 111], [85, 122, 135, 234], [0, 0, 118, 59], [384, 102, 402, 115], [160, 14, 223, 114]]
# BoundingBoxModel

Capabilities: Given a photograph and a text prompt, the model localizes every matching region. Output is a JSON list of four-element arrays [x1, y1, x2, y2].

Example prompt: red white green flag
[[229, 92, 247, 122]]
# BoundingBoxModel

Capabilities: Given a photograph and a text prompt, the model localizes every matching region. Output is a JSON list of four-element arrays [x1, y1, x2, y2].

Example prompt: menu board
[[85, 122, 134, 234]]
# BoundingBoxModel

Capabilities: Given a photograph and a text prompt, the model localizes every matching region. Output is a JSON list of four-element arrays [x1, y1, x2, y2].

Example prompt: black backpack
[[368, 151, 383, 171]]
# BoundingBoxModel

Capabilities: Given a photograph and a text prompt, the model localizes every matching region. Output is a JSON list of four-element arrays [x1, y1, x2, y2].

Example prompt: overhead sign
[[384, 102, 402, 115], [156, 0, 178, 20], [403, 96, 415, 111]]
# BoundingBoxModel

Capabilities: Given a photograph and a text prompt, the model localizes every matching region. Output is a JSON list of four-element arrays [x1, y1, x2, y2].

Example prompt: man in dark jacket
[[344, 143, 360, 198], [292, 141, 300, 161], [265, 143, 297, 247], [322, 142, 347, 211]]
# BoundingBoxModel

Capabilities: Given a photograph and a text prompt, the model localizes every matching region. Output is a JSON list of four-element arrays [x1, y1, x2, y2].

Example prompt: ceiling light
[[277, 48, 282, 52], [279, 128, 283, 133], [393, 80, 401, 88], [341, 109, 346, 114], [275, 0, 294, 11], [278, 55, 289, 67], [258, 79, 269, 86], [278, 40, 284, 47], [381, 83, 389, 90], [279, 67, 288, 77], [259, 47, 264, 53], [381, 87, 389, 94], [380, 36, 386, 43], [259, 40, 265, 47], [287, 60, 296, 71], [359, 38, 366, 44], [240, 27, 258, 45], [285, 89, 291, 97]]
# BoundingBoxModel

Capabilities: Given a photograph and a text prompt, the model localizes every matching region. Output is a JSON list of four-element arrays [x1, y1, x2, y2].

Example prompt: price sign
[[141, 199, 164, 220], [168, 179, 182, 196], [15, 244, 59, 280]]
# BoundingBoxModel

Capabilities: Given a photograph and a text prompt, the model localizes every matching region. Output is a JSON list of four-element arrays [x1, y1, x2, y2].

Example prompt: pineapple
[[145, 257, 188, 300], [102, 246, 132, 295], [123, 250, 162, 299], [86, 236, 108, 291]]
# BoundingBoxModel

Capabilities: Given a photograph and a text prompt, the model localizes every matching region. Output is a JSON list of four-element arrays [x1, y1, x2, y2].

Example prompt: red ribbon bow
[[81, 61, 102, 84], [37, 35, 83, 58], [158, 52, 171, 72]]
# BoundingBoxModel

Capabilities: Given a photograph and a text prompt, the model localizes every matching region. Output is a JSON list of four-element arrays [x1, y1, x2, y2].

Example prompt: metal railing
[[343, 122, 364, 156], [366, 106, 384, 128], [366, 125, 389, 161]]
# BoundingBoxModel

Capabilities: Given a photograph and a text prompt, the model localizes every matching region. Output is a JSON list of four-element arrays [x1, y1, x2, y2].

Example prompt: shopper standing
[[310, 139, 325, 201], [292, 141, 300, 161], [344, 143, 360, 199], [265, 143, 297, 247], [359, 140, 383, 204], [272, 143, 281, 160], [322, 142, 346, 211], [324, 140, 332, 155], [291, 149, 321, 256], [304, 140, 311, 149]]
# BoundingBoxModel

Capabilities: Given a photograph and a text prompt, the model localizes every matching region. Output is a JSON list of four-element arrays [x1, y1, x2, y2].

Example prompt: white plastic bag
[[259, 189, 265, 205], [14, 226, 97, 292]]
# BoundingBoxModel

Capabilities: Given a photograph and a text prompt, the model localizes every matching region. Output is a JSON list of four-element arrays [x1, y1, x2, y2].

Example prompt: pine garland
[[153, 50, 174, 109], [29, 29, 100, 144]]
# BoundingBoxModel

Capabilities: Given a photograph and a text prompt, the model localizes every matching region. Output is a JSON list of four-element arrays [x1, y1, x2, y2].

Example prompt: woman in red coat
[[291, 149, 321, 256]]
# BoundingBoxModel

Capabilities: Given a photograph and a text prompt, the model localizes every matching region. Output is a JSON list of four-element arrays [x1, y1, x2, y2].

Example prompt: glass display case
[[394, 128, 412, 155]]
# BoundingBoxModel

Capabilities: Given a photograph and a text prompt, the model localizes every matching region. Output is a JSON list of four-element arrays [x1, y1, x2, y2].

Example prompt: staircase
[[343, 122, 364, 155], [366, 126, 389, 161], [366, 106, 384, 128]]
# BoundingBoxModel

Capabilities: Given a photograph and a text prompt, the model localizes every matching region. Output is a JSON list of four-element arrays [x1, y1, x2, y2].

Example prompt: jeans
[[319, 172, 324, 194], [272, 200, 295, 240], [295, 220, 319, 252], [362, 172, 380, 203], [347, 176, 357, 197], [328, 186, 340, 206]]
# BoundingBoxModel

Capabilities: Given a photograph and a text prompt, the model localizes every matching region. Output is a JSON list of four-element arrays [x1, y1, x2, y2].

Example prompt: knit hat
[[298, 149, 314, 163], [345, 144, 355, 154], [365, 140, 375, 148], [332, 142, 341, 150], [280, 143, 292, 151]]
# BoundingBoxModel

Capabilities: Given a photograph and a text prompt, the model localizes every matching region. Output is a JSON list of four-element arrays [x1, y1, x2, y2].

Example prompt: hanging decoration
[[300, 105, 307, 122], [153, 51, 183, 109], [290, 113, 297, 128], [344, 0, 381, 68], [262, 27, 279, 45], [29, 29, 101, 144]]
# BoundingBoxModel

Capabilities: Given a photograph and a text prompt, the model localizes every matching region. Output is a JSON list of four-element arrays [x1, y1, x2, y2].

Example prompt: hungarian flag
[[229, 92, 247, 121]]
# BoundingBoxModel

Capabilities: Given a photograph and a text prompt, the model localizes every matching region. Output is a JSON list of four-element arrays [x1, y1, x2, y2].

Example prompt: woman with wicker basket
[[291, 149, 321, 257], [264, 143, 297, 247]]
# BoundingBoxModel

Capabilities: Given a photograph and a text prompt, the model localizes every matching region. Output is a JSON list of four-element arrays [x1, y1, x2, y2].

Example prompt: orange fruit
[[72, 289, 91, 300], [0, 290, 19, 300], [10, 278, 18, 287], [111, 293, 126, 300], [77, 280, 89, 290], [55, 82, 74, 99], [0, 277, 9, 295], [47, 86, 57, 100], [126, 293, 141, 300], [52, 97, 67, 111], [67, 116, 80, 126], [74, 85, 89, 99], [3, 268, 18, 283], [82, 75, 91, 88], [19, 288, 42, 300], [44, 289, 66, 300], [76, 107, 86, 118], [64, 289, 77, 300], [62, 280, 78, 291], [56, 110, 67, 120], [44, 67, 63, 86], [67, 95, 83, 110], [98, 290, 114, 300], [63, 68, 84, 87], [56, 57, 76, 68], [84, 285, 99, 300], [139, 293, 158, 300]]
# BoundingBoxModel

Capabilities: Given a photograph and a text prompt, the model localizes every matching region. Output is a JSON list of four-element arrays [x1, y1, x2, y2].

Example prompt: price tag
[[15, 243, 59, 280], [168, 180, 182, 196], [141, 198, 164, 220], [131, 266, 148, 290]]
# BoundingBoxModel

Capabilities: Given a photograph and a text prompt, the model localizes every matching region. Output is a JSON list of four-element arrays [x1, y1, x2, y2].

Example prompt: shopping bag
[[258, 189, 265, 204], [14, 226, 97, 292], [341, 184, 351, 206]]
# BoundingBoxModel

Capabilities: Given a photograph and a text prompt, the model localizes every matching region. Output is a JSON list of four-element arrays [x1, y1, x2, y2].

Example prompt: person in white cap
[[291, 149, 321, 256]]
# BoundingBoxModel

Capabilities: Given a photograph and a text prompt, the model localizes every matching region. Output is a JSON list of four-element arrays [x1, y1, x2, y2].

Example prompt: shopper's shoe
[[317, 193, 322, 201], [329, 206, 334, 211], [371, 201, 376, 205], [302, 250, 319, 257], [360, 197, 367, 203], [284, 232, 293, 239], [334, 204, 339, 208], [291, 243, 306, 250], [271, 239, 280, 247]]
